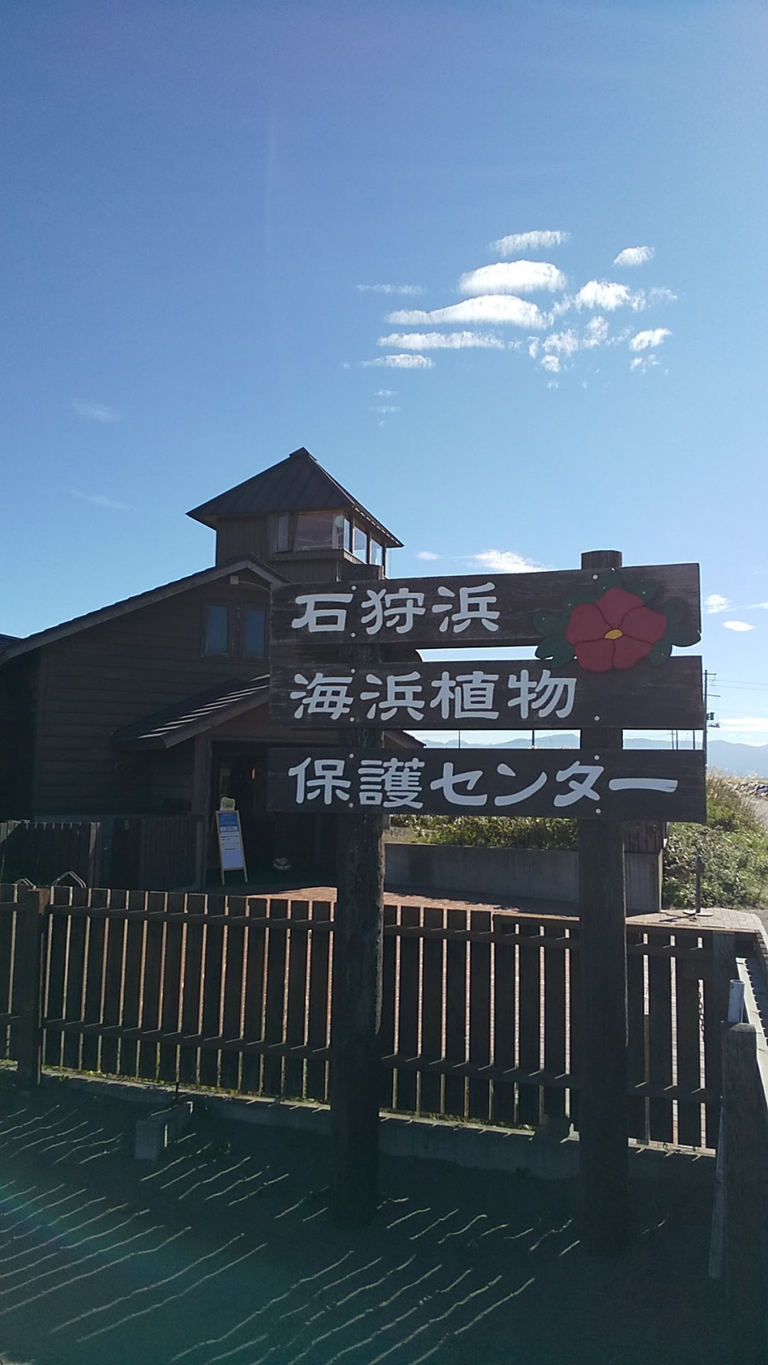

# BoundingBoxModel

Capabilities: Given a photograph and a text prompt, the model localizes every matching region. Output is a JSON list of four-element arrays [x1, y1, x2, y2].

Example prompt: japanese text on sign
[[288, 667, 575, 723], [267, 749, 706, 822], [290, 582, 500, 638]]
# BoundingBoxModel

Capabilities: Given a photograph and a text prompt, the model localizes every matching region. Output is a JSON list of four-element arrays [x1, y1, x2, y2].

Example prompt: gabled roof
[[0, 558, 285, 665], [187, 446, 403, 548], [113, 675, 270, 750]]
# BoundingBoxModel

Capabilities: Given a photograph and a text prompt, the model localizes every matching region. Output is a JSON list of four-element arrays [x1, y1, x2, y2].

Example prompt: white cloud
[[705, 593, 730, 614], [371, 404, 401, 414], [73, 401, 122, 423], [723, 620, 755, 632], [361, 354, 433, 369], [416, 550, 440, 561], [458, 261, 566, 295], [613, 246, 655, 268], [492, 230, 570, 255], [541, 355, 561, 374], [583, 316, 610, 346], [374, 388, 397, 397], [465, 549, 543, 573], [575, 281, 647, 311], [630, 328, 671, 352], [718, 716, 768, 735], [357, 283, 424, 295], [378, 331, 506, 350], [387, 296, 548, 329], [72, 490, 130, 510]]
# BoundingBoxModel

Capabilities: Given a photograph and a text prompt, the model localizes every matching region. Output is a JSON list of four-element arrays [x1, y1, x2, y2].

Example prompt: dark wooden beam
[[578, 550, 629, 1256]]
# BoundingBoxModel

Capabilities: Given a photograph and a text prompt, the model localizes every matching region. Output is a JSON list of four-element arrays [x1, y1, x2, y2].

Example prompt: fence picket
[[306, 899, 332, 1103], [517, 920, 542, 1127], [419, 906, 445, 1117], [491, 916, 517, 1126]]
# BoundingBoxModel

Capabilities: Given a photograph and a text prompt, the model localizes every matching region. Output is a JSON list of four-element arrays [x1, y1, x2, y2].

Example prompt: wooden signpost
[[269, 552, 705, 1248]]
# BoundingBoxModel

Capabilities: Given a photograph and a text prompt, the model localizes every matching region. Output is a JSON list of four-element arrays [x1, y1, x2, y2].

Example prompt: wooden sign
[[267, 747, 706, 822], [270, 562, 701, 652], [270, 656, 704, 731]]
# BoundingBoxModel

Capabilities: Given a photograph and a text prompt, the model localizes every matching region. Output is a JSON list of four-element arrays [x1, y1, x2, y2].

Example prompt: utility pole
[[703, 671, 719, 768]]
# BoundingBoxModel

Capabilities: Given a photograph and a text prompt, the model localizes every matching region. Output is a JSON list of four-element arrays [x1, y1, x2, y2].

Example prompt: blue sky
[[2, 0, 767, 744]]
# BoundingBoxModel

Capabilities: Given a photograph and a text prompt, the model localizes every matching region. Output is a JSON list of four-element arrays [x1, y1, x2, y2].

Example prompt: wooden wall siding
[[34, 575, 270, 814], [0, 885, 745, 1146], [214, 518, 271, 566], [0, 656, 39, 815]]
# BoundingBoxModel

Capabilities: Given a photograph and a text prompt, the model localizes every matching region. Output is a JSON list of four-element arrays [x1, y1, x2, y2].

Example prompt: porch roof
[[113, 675, 270, 751]]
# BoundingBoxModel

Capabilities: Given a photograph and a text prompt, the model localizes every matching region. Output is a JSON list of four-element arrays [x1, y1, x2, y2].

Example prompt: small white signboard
[[215, 808, 247, 880]]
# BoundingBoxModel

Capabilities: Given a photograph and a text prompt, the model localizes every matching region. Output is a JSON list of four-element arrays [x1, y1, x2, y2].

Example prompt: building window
[[274, 514, 290, 551], [294, 511, 347, 551], [243, 608, 266, 658], [352, 524, 368, 561], [369, 537, 383, 567], [204, 604, 230, 655]]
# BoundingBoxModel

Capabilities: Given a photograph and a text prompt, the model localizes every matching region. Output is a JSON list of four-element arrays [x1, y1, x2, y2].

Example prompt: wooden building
[[0, 447, 411, 887]]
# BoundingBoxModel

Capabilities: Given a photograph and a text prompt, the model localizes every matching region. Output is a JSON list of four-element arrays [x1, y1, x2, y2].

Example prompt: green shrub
[[663, 775, 768, 909]]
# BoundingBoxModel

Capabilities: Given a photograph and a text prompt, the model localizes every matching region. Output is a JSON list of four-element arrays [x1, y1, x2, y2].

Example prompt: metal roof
[[113, 675, 270, 750], [187, 447, 403, 548], [0, 558, 285, 665]]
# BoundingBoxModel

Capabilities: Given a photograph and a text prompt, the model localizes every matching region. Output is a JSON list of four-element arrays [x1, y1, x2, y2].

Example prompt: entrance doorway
[[210, 743, 337, 882]]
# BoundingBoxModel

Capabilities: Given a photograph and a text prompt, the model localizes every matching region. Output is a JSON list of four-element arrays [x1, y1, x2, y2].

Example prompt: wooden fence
[[0, 883, 753, 1145], [0, 821, 100, 886]]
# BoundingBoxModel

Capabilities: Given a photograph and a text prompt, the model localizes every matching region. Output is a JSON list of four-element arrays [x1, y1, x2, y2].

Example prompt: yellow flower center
[[604, 628, 623, 640]]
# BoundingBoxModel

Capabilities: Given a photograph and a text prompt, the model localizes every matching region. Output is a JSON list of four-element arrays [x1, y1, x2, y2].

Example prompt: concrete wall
[[384, 841, 662, 913]]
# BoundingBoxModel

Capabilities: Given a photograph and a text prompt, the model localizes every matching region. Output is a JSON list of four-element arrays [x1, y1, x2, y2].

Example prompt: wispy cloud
[[723, 620, 755, 632], [630, 328, 671, 352], [378, 331, 507, 351], [492, 230, 570, 255], [73, 400, 122, 423], [371, 404, 400, 414], [387, 296, 548, 329], [361, 354, 433, 369], [613, 246, 654, 268], [374, 388, 397, 397], [574, 281, 647, 312], [357, 283, 424, 295], [416, 550, 441, 561], [357, 230, 676, 390], [458, 262, 567, 295], [72, 490, 130, 510], [705, 593, 730, 614], [465, 549, 543, 573]]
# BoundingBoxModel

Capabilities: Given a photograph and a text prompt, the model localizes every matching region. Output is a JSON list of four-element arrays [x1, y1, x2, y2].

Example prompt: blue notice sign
[[216, 809, 246, 874]]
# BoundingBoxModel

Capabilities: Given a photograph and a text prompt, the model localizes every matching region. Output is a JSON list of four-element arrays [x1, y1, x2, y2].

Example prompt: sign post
[[330, 564, 385, 1228], [269, 552, 704, 1244], [577, 550, 628, 1255]]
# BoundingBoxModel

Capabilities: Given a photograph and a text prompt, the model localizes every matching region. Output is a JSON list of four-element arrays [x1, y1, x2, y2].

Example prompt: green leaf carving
[[533, 610, 564, 636], [536, 636, 576, 667], [648, 640, 673, 665], [668, 624, 702, 648]]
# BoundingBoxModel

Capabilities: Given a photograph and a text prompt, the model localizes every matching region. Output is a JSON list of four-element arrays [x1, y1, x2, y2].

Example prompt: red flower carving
[[564, 587, 667, 672]]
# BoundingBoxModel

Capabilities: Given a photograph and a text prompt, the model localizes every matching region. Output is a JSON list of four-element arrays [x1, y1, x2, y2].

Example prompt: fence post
[[14, 888, 49, 1089], [721, 1021, 767, 1362]]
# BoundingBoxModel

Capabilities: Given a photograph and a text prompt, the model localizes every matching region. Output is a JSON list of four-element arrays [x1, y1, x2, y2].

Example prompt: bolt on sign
[[268, 561, 706, 822]]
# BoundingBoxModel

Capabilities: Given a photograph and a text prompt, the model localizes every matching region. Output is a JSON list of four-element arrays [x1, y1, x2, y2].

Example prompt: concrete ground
[[0, 1077, 729, 1365]]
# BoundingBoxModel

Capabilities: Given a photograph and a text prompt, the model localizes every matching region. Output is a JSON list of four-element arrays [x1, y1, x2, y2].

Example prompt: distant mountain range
[[423, 734, 768, 779]]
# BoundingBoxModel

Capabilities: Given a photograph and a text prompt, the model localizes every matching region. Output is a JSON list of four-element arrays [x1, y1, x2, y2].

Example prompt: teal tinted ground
[[0, 1080, 728, 1365]]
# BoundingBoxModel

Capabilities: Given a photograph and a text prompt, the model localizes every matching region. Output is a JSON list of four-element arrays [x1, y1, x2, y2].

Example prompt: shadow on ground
[[0, 1081, 726, 1365]]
